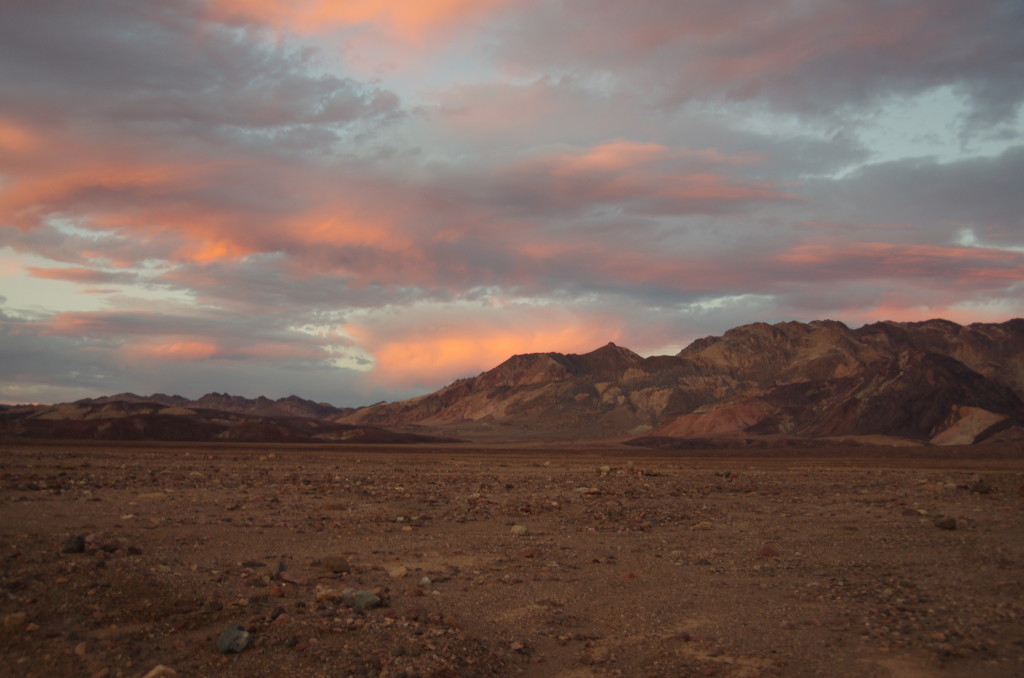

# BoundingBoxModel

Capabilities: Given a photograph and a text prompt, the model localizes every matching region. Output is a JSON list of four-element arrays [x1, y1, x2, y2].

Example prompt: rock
[[74, 641, 87, 656], [141, 665, 177, 678], [3, 612, 27, 634], [581, 645, 611, 664], [345, 590, 381, 612], [278, 570, 309, 586], [318, 556, 351, 573], [510, 525, 529, 536], [62, 534, 86, 554], [970, 479, 994, 494], [215, 623, 251, 654], [388, 565, 409, 579], [314, 585, 342, 602], [934, 516, 957, 530]]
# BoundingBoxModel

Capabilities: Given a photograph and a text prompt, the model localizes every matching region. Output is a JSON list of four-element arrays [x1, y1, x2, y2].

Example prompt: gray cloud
[[494, 0, 1024, 134], [0, 0, 401, 135]]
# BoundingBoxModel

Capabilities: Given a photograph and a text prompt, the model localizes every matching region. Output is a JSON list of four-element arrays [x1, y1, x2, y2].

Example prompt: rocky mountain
[[337, 319, 1024, 445]]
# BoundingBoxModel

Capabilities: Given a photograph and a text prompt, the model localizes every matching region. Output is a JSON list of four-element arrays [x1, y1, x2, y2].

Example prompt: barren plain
[[2, 441, 1023, 677]]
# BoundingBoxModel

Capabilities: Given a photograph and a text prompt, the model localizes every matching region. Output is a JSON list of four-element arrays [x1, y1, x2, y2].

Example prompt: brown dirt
[[2, 440, 1023, 677]]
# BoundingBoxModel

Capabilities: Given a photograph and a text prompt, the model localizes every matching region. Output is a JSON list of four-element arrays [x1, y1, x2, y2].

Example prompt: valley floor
[[2, 441, 1024, 677]]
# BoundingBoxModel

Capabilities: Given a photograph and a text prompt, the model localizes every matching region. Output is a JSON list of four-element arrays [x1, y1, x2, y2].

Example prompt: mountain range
[[3, 318, 1022, 447], [336, 318, 1024, 446]]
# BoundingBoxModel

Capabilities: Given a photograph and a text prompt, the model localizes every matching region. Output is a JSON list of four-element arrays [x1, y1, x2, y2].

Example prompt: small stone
[[140, 665, 177, 678], [582, 645, 611, 664], [345, 590, 381, 612], [933, 516, 957, 530], [3, 612, 27, 634], [278, 570, 308, 586], [970, 479, 994, 494], [62, 535, 86, 554], [215, 623, 251, 654], [510, 525, 529, 536], [74, 641, 87, 656], [315, 585, 342, 602], [388, 565, 409, 579], [319, 556, 351, 573]]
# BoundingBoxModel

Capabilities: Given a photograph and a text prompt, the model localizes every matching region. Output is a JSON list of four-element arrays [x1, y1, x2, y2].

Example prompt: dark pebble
[[62, 535, 86, 554]]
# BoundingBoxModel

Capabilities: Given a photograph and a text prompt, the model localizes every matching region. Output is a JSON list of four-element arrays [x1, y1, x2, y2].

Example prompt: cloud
[[494, 1, 1024, 132], [808, 146, 1024, 246], [0, 1, 402, 133], [26, 266, 139, 285], [205, 0, 515, 41]]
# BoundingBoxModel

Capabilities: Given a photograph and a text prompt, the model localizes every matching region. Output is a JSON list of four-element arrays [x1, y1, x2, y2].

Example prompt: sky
[[1, 0, 1022, 407]]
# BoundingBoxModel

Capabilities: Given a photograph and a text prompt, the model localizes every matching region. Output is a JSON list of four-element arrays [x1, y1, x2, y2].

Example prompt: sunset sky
[[1, 0, 1022, 406]]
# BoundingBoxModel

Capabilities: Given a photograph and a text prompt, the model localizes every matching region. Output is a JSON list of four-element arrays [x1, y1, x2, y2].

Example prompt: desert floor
[[2, 441, 1023, 677]]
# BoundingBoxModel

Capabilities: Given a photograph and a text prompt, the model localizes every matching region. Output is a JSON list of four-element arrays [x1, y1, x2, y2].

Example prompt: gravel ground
[[2, 441, 1023, 677]]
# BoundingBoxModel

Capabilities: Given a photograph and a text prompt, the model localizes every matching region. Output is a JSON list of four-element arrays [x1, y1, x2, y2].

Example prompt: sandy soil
[[2, 441, 1023, 677]]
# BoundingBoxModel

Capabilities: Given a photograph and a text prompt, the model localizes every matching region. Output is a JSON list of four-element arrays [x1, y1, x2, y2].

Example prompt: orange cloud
[[0, 118, 41, 153], [126, 341, 220, 362], [348, 319, 618, 387], [841, 302, 1018, 327], [511, 140, 794, 212], [206, 0, 512, 41], [776, 242, 1024, 280]]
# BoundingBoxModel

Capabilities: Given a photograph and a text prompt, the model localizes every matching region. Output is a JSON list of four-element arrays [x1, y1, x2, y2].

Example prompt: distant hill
[[0, 395, 455, 445], [81, 392, 350, 420], [336, 319, 1024, 446]]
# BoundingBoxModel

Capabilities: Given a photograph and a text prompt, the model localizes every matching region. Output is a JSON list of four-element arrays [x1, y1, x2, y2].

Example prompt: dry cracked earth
[[2, 441, 1024, 677]]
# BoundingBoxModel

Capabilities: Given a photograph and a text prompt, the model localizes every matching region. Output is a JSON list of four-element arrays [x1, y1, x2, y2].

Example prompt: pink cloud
[[497, 140, 796, 216], [775, 242, 1024, 283], [25, 266, 136, 285], [205, 0, 515, 41], [126, 341, 220, 363], [346, 306, 622, 387]]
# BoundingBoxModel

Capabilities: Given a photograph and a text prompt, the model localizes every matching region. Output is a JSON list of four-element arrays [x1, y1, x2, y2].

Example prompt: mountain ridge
[[336, 318, 1024, 446]]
